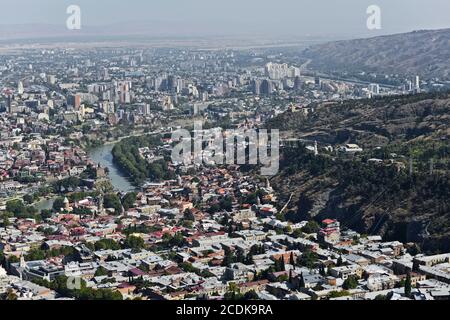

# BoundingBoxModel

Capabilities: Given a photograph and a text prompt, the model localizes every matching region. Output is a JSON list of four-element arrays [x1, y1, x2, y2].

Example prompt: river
[[88, 143, 135, 193]]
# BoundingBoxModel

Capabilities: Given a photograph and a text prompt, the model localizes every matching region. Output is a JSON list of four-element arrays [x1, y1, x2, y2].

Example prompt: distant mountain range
[[303, 28, 450, 80], [0, 22, 334, 50], [0, 22, 339, 43]]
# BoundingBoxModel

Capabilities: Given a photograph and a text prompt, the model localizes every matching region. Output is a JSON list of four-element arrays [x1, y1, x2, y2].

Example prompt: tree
[[297, 250, 318, 269], [280, 257, 286, 272], [184, 209, 195, 222], [25, 248, 46, 261], [405, 272, 412, 298], [329, 290, 350, 298], [56, 177, 81, 191], [224, 282, 243, 300], [23, 194, 34, 205], [95, 266, 109, 277], [236, 250, 245, 264], [124, 235, 145, 250], [222, 247, 235, 267], [207, 203, 221, 214], [104, 194, 123, 215], [274, 257, 285, 272], [95, 239, 121, 251], [289, 252, 296, 268], [292, 229, 304, 238], [6, 200, 25, 215], [41, 210, 53, 220], [278, 274, 289, 282], [302, 221, 320, 234], [299, 273, 306, 288], [95, 180, 114, 194], [82, 124, 92, 135], [219, 197, 233, 212], [168, 233, 186, 248], [179, 262, 197, 273], [32, 275, 123, 300], [122, 192, 137, 211], [343, 276, 358, 290], [111, 135, 174, 186], [2, 216, 10, 228], [8, 256, 19, 264], [407, 244, 421, 256], [53, 197, 66, 212]]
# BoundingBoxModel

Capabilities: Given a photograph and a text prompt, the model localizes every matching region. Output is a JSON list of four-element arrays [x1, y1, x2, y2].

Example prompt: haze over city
[[1, 0, 450, 40]]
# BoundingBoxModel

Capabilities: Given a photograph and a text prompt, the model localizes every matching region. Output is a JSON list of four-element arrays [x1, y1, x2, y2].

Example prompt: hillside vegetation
[[268, 92, 450, 253], [303, 29, 450, 79]]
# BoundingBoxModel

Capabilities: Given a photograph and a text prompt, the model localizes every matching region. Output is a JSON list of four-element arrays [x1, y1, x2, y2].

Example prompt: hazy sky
[[1, 0, 449, 38]]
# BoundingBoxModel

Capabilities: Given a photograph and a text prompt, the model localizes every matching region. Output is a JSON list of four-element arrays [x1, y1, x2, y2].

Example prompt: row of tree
[[112, 135, 175, 186]]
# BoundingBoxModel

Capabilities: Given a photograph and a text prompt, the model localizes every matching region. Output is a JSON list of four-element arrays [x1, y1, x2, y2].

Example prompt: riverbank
[[88, 144, 135, 193]]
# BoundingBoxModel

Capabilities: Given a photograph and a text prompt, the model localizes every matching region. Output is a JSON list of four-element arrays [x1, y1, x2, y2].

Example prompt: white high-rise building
[[368, 83, 380, 95], [414, 76, 420, 91], [289, 66, 301, 78], [406, 80, 413, 92], [17, 81, 24, 95], [265, 62, 291, 80]]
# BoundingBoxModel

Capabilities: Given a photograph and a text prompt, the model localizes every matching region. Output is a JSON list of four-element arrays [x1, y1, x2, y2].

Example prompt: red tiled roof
[[129, 268, 147, 276]]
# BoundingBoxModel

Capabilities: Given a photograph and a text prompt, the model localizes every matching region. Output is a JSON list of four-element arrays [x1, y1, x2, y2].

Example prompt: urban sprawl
[[0, 47, 449, 301]]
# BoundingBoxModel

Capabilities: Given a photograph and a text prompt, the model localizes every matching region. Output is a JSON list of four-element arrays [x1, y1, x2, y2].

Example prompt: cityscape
[[0, 0, 449, 307]]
